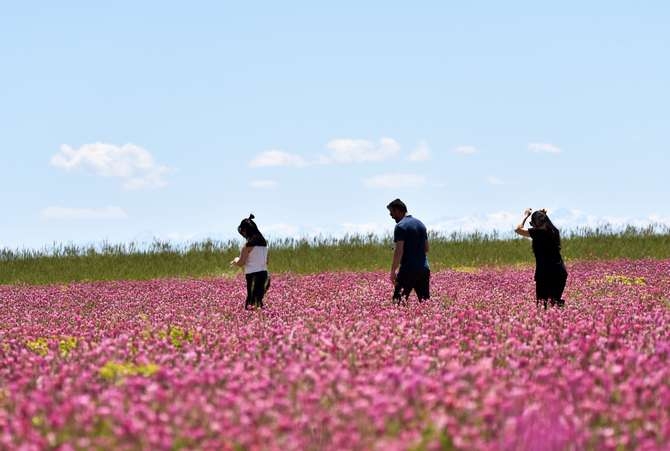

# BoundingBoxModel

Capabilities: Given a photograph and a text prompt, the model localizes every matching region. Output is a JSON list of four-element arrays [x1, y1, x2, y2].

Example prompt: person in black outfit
[[387, 199, 430, 305], [515, 208, 567, 308]]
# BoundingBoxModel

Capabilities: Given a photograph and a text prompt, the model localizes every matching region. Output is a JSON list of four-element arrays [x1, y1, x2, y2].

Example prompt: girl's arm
[[515, 209, 532, 238], [231, 246, 252, 267]]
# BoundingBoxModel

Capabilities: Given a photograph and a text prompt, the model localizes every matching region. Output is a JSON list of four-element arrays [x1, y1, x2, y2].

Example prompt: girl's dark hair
[[237, 214, 266, 244], [530, 210, 561, 247]]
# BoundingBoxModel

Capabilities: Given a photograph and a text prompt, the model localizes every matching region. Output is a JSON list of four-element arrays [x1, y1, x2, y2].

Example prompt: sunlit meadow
[[1, 259, 669, 450]]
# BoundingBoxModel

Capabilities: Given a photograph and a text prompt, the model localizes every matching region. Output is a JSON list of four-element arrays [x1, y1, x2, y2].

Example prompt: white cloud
[[41, 206, 128, 221], [528, 142, 562, 154], [341, 222, 389, 235], [131, 211, 670, 243], [250, 138, 403, 169], [262, 223, 301, 237], [325, 137, 400, 164], [254, 212, 670, 240], [452, 145, 478, 155], [648, 213, 670, 225], [250, 222, 394, 239], [486, 176, 505, 185], [249, 150, 307, 168], [429, 208, 670, 236], [408, 141, 431, 162], [547, 208, 670, 230], [50, 143, 172, 190], [363, 173, 426, 189], [161, 232, 199, 242], [430, 211, 522, 235], [250, 180, 278, 189]]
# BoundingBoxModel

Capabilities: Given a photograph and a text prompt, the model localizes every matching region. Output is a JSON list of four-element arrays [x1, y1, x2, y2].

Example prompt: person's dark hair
[[237, 214, 266, 244], [386, 198, 407, 213], [530, 210, 561, 247]]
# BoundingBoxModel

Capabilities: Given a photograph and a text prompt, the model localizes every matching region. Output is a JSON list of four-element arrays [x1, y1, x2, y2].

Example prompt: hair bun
[[249, 214, 255, 220]]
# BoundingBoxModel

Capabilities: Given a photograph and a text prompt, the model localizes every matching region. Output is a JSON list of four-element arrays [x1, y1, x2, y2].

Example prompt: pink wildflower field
[[1, 259, 669, 450]]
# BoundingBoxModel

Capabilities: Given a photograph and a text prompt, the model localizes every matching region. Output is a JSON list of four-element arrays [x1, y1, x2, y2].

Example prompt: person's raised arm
[[391, 241, 404, 284], [515, 208, 532, 238]]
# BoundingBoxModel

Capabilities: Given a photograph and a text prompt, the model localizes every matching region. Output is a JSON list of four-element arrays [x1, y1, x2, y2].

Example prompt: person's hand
[[230, 257, 240, 266], [389, 270, 397, 285], [524, 208, 532, 217]]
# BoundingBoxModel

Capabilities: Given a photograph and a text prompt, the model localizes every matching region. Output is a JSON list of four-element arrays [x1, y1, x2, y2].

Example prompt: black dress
[[528, 227, 568, 302]]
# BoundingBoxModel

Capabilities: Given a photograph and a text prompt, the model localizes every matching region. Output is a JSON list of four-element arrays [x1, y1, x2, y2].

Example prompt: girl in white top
[[231, 214, 270, 309]]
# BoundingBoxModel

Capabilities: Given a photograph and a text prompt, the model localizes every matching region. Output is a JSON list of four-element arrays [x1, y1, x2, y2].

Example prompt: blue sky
[[1, 1, 669, 249]]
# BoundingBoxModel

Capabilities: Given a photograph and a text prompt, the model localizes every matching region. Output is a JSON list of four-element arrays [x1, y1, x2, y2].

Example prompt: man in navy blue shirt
[[387, 199, 430, 305]]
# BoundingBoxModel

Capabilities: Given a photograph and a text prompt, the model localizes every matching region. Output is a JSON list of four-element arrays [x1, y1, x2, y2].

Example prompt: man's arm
[[390, 241, 404, 284], [424, 240, 430, 253]]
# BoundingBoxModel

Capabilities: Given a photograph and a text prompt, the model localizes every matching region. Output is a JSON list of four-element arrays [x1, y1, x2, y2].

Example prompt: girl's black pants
[[245, 270, 269, 309]]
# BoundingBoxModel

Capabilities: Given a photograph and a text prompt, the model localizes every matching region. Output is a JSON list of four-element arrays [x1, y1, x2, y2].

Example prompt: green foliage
[[604, 275, 647, 286], [98, 360, 160, 382], [1, 227, 669, 285], [166, 325, 193, 348], [25, 338, 49, 356], [409, 423, 455, 451], [58, 336, 78, 357]]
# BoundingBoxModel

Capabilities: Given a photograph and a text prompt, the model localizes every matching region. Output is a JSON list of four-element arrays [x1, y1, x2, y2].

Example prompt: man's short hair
[[386, 198, 407, 213]]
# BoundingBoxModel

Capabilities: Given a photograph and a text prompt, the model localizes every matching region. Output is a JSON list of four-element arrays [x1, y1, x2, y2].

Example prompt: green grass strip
[[1, 227, 669, 285]]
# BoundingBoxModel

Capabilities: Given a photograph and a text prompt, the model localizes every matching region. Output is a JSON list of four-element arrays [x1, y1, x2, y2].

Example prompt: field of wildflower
[[1, 259, 669, 450]]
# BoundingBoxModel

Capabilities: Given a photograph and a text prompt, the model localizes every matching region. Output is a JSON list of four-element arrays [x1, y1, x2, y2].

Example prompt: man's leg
[[415, 269, 431, 302], [392, 272, 410, 305], [392, 283, 408, 305]]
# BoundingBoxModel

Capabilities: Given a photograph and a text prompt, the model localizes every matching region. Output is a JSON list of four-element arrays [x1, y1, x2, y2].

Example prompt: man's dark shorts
[[393, 268, 430, 302]]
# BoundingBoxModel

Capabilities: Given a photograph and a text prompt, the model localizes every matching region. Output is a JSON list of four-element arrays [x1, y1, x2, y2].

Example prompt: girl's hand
[[523, 208, 532, 217], [230, 257, 240, 266]]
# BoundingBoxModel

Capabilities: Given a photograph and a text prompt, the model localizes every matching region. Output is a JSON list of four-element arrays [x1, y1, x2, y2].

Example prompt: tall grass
[[1, 226, 669, 285]]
